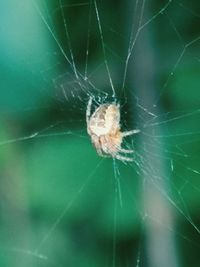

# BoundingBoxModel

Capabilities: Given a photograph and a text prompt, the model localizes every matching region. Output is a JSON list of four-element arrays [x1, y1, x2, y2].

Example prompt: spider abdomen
[[89, 104, 120, 136]]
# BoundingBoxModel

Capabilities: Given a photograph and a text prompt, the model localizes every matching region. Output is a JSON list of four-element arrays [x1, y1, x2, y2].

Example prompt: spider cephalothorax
[[86, 97, 139, 162]]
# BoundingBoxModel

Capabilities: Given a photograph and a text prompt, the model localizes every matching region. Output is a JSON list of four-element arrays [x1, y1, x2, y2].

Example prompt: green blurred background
[[0, 0, 200, 266]]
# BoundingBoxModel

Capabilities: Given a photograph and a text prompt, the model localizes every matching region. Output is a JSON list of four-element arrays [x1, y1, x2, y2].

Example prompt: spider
[[86, 97, 140, 162]]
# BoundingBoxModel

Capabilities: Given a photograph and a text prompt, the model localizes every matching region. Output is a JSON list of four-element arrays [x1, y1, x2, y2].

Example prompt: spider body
[[86, 97, 139, 162]]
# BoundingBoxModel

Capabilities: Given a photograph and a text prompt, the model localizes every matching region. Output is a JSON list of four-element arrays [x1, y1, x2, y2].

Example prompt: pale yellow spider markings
[[86, 97, 140, 162]]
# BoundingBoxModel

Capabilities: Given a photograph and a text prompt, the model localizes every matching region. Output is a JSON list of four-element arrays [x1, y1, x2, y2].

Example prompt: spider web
[[0, 0, 200, 266]]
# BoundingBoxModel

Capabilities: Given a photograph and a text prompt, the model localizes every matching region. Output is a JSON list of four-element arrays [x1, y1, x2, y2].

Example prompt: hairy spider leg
[[108, 141, 134, 154], [104, 139, 134, 161], [86, 96, 93, 124], [118, 148, 134, 153], [115, 154, 134, 162], [122, 129, 140, 137]]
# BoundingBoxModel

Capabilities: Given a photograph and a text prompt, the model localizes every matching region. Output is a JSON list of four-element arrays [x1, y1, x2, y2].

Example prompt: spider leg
[[118, 148, 134, 154], [96, 147, 110, 158], [115, 154, 134, 162], [104, 143, 134, 161], [101, 136, 134, 157], [92, 136, 110, 158], [96, 146, 105, 157], [86, 96, 93, 124], [122, 129, 140, 137]]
